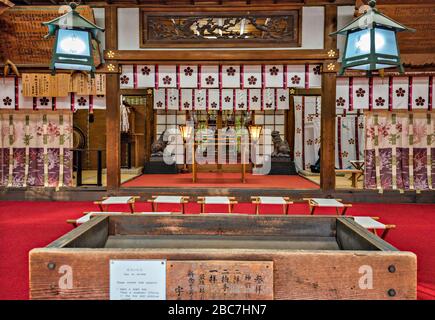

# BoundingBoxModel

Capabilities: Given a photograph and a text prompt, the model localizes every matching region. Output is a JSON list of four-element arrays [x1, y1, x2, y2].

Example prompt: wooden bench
[[335, 169, 363, 188], [303, 198, 352, 216], [67, 211, 173, 227], [251, 196, 293, 215], [67, 212, 124, 227], [147, 196, 190, 214], [94, 196, 140, 213], [197, 196, 238, 214], [353, 217, 396, 239]]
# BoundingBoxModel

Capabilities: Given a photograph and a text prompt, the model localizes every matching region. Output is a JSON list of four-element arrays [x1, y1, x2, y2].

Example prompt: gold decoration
[[289, 88, 296, 95], [327, 63, 336, 71], [107, 50, 115, 59], [327, 50, 336, 58], [107, 64, 116, 72]]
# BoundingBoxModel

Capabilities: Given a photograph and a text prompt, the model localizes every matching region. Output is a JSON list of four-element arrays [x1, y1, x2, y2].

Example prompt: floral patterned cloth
[[0, 112, 73, 187], [365, 112, 435, 190]]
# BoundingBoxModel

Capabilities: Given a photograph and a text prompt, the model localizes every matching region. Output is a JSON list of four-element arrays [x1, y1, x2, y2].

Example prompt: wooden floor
[[122, 172, 320, 189], [302, 173, 364, 190], [75, 170, 363, 189], [73, 170, 140, 187]]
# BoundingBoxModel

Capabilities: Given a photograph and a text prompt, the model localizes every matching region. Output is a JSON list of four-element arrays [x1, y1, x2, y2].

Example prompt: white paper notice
[[110, 260, 166, 300]]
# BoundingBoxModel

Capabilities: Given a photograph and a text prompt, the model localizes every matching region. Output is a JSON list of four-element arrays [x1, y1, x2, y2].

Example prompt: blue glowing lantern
[[330, 0, 414, 75], [43, 2, 104, 76]]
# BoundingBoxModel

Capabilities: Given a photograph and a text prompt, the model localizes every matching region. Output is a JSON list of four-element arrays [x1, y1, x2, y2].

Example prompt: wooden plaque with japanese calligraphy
[[378, 4, 435, 65], [166, 260, 273, 300]]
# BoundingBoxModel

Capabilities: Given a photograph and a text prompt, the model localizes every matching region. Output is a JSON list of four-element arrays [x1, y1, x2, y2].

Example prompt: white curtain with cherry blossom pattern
[[294, 96, 321, 172], [294, 96, 365, 172], [335, 113, 365, 169]]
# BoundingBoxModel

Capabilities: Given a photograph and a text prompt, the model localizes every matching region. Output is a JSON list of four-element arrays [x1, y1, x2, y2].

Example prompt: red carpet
[[0, 201, 434, 300], [122, 172, 319, 189]]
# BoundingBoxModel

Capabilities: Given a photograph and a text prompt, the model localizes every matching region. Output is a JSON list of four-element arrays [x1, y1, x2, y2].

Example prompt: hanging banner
[[0, 77, 106, 110], [121, 64, 323, 90], [336, 76, 434, 111]]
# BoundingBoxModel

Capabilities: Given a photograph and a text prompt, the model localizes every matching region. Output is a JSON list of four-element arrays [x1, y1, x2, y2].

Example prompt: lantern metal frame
[[330, 0, 415, 76], [42, 2, 104, 76]]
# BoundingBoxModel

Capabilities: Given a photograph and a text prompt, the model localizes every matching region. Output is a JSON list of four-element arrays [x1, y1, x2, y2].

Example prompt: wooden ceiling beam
[[104, 49, 338, 63], [11, 0, 435, 6], [5, 0, 361, 6]]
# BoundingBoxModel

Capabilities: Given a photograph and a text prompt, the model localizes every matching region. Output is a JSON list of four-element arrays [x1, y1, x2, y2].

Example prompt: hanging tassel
[[3, 59, 20, 77]]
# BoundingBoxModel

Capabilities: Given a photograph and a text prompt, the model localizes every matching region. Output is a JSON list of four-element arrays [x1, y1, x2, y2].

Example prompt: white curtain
[[294, 96, 321, 171], [336, 113, 365, 169], [294, 96, 365, 172]]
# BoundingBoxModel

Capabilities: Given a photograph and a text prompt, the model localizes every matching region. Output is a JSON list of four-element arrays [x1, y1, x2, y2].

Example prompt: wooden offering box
[[29, 214, 416, 300]]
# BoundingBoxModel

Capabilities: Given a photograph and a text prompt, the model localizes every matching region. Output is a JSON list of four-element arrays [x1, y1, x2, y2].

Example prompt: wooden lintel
[[104, 49, 339, 63], [290, 88, 322, 96], [70, 1, 357, 8]]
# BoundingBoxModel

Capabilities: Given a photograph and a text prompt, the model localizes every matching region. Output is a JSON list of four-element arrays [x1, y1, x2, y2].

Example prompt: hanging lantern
[[330, 0, 414, 76], [248, 125, 262, 143], [42, 2, 104, 77], [179, 124, 194, 142]]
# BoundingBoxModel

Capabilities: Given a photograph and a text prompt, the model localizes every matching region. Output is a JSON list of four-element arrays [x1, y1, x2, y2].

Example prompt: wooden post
[[145, 88, 154, 162], [217, 110, 223, 171], [287, 95, 295, 161], [320, 5, 338, 191], [105, 6, 120, 190]]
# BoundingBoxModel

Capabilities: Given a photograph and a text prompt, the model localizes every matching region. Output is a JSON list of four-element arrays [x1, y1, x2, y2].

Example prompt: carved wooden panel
[[140, 10, 301, 48]]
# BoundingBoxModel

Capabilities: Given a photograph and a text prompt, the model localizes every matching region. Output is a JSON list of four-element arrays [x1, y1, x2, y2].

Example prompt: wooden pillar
[[105, 6, 120, 190], [217, 110, 223, 170], [320, 5, 338, 191], [287, 95, 295, 161], [145, 88, 154, 162]]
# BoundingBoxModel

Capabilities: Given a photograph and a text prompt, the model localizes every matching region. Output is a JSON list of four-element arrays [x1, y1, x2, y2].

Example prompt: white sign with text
[[110, 260, 166, 300]]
